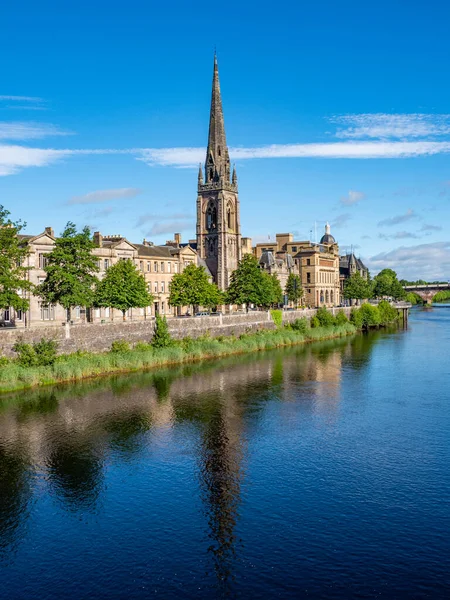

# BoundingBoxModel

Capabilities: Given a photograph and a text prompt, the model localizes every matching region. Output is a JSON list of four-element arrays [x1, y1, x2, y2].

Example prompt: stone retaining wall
[[0, 307, 354, 357]]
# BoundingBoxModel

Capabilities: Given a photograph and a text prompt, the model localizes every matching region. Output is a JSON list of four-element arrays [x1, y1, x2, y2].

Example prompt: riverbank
[[0, 323, 356, 394]]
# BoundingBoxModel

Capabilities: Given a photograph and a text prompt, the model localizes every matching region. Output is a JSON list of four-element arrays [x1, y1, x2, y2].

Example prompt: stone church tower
[[196, 54, 241, 290]]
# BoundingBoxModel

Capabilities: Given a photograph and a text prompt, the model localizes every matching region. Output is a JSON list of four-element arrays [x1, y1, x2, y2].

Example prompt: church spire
[[205, 53, 230, 183]]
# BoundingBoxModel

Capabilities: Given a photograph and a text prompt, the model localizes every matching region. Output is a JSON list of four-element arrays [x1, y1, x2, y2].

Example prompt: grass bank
[[0, 322, 356, 394]]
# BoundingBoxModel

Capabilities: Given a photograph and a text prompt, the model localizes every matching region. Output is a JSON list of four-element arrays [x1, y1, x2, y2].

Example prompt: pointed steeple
[[205, 53, 230, 183], [232, 163, 237, 185], [198, 162, 203, 184]]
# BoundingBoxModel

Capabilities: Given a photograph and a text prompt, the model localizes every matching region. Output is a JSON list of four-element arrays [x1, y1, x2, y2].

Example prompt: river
[[0, 307, 449, 599]]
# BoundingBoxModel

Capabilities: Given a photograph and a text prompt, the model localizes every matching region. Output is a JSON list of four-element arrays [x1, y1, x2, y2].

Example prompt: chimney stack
[[93, 231, 103, 247], [45, 226, 54, 237], [174, 233, 181, 246]]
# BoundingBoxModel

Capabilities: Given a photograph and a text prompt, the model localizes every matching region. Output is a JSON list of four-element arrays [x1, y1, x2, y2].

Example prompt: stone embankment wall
[[0, 308, 354, 357]]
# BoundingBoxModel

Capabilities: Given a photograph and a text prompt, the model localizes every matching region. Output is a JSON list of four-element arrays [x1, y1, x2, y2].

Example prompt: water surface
[[1, 308, 449, 598]]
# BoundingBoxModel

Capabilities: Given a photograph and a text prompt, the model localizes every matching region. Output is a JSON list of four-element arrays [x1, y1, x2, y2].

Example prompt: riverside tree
[[225, 254, 273, 308], [94, 258, 153, 320], [38, 222, 99, 321], [285, 273, 303, 307], [0, 205, 34, 314], [343, 271, 373, 302], [373, 268, 405, 300], [168, 263, 223, 313], [268, 273, 283, 307]]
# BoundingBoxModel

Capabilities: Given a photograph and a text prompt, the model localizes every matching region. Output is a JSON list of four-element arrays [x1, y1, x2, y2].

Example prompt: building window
[[161, 302, 165, 314], [95, 308, 100, 318], [140, 261, 144, 271], [147, 261, 150, 272], [307, 288, 311, 294], [292, 246, 297, 253], [97, 260, 101, 270], [74, 306, 81, 319], [38, 253, 49, 269], [105, 307, 110, 318], [174, 263, 178, 273], [306, 272, 311, 284], [154, 262, 158, 272], [3, 308, 11, 322], [40, 304, 55, 321], [104, 259, 109, 270], [16, 309, 23, 321], [154, 281, 158, 293], [161, 282, 165, 293], [161, 262, 164, 272], [307, 258, 311, 266], [167, 262, 171, 273]]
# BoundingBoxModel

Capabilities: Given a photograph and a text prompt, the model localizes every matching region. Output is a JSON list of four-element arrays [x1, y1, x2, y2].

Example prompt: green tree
[[373, 268, 405, 300], [268, 273, 283, 307], [0, 205, 34, 314], [285, 273, 303, 307], [152, 314, 172, 348], [343, 271, 373, 301], [94, 258, 152, 320], [38, 222, 99, 321], [168, 263, 223, 312], [225, 254, 273, 308]]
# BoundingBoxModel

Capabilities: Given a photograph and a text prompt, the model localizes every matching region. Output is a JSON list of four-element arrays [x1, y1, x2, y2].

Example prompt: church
[[195, 55, 341, 307]]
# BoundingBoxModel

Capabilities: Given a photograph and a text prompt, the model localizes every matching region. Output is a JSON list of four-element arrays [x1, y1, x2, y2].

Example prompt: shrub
[[310, 316, 320, 328], [152, 314, 172, 348], [351, 303, 382, 329], [0, 356, 10, 366], [33, 338, 58, 366], [290, 317, 308, 334], [134, 341, 152, 352], [350, 308, 364, 329], [334, 310, 349, 325], [111, 340, 131, 353], [378, 300, 398, 325], [270, 309, 283, 328], [315, 307, 335, 328], [14, 342, 38, 367]]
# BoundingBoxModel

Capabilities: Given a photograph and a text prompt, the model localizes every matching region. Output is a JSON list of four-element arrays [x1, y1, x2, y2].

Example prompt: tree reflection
[[102, 410, 152, 455], [46, 435, 103, 511], [0, 442, 32, 556]]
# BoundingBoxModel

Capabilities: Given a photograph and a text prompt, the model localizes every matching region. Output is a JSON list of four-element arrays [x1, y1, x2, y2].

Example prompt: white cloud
[[332, 213, 351, 228], [420, 223, 442, 232], [68, 187, 142, 205], [378, 231, 420, 241], [378, 209, 417, 227], [0, 144, 72, 176], [368, 241, 450, 280], [137, 141, 450, 168], [332, 114, 450, 139], [340, 189, 365, 206], [0, 122, 71, 140]]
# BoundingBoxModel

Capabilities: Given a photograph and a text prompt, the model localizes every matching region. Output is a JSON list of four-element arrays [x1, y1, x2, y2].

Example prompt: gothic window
[[325, 290, 329, 303], [330, 290, 334, 304], [209, 168, 214, 180], [206, 203, 217, 231]]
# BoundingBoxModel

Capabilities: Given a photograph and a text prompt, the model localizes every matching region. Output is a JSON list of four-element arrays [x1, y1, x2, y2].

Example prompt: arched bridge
[[404, 283, 450, 304]]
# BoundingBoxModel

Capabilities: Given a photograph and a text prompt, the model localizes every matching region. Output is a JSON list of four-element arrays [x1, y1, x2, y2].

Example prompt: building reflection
[[0, 332, 378, 564]]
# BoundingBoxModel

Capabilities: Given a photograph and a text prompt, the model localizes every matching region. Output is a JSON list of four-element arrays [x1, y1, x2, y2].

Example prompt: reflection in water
[[0, 443, 32, 557], [2, 326, 420, 597], [46, 435, 103, 511]]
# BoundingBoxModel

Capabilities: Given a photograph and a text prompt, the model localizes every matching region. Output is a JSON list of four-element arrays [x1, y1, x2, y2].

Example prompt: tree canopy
[[225, 254, 274, 308], [343, 271, 373, 300], [0, 205, 34, 313], [38, 222, 99, 319], [373, 268, 405, 300], [168, 263, 223, 311], [285, 273, 303, 306], [95, 258, 153, 319]]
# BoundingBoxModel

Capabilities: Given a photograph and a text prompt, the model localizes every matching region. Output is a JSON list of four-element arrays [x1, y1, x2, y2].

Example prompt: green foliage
[[225, 254, 274, 308], [169, 263, 223, 310], [270, 309, 283, 328], [358, 303, 382, 328], [373, 268, 406, 300], [343, 271, 373, 300], [0, 356, 10, 367], [377, 300, 398, 324], [405, 292, 422, 305], [152, 314, 172, 348], [267, 274, 283, 306], [14, 338, 58, 366], [134, 341, 152, 352], [0, 205, 34, 312], [38, 222, 99, 319], [433, 290, 450, 303], [334, 310, 349, 325], [111, 340, 131, 353], [95, 258, 152, 319], [290, 317, 309, 333], [310, 316, 320, 328], [315, 306, 335, 327], [285, 273, 303, 306], [350, 307, 364, 329]]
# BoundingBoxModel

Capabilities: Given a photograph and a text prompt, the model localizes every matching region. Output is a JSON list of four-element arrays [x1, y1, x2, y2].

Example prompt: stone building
[[339, 252, 369, 298], [196, 55, 247, 290], [253, 224, 341, 308], [0, 229, 200, 328], [258, 250, 295, 299]]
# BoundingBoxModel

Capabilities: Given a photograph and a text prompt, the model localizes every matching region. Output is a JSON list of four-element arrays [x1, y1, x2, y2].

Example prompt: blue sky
[[1, 0, 450, 279]]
